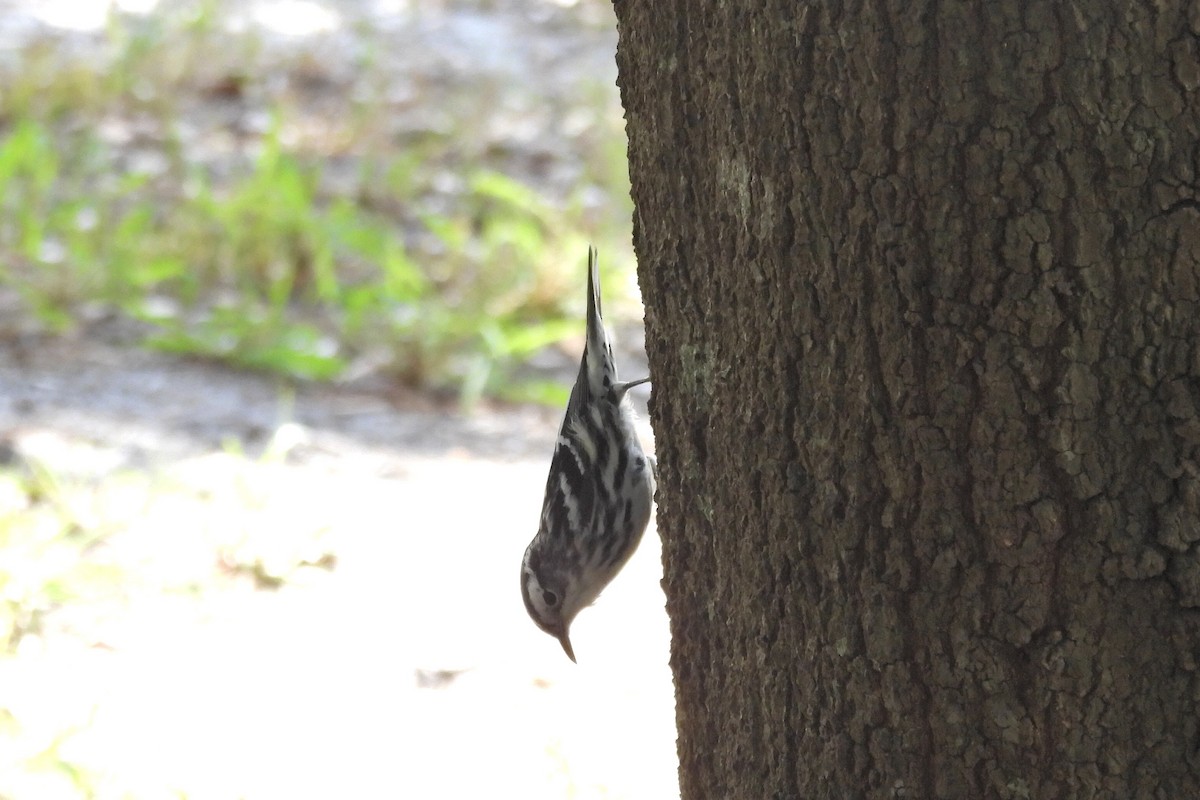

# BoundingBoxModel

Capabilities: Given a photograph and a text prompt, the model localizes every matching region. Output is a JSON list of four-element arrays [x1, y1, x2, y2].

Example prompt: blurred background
[[0, 1, 677, 797]]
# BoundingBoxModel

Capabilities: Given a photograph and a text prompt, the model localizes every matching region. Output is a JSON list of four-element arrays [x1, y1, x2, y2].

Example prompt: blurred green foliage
[[0, 0, 637, 405]]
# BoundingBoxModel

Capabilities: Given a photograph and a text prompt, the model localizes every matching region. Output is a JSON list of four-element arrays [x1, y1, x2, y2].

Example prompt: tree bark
[[613, 1, 1200, 797]]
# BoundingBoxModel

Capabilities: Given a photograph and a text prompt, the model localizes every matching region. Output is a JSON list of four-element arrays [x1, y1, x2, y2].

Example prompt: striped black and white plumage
[[520, 246, 655, 662]]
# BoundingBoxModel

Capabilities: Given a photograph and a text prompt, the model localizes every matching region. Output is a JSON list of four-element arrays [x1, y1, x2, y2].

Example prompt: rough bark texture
[[614, 1, 1200, 797]]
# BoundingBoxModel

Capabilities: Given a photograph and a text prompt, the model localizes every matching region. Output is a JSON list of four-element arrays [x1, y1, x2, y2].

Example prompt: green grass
[[0, 0, 637, 406]]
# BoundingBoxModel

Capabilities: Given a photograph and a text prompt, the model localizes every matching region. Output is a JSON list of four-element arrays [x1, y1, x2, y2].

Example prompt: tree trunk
[[613, 1, 1200, 797]]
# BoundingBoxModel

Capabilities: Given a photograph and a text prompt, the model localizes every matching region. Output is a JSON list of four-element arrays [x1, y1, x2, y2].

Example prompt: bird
[[520, 246, 655, 662]]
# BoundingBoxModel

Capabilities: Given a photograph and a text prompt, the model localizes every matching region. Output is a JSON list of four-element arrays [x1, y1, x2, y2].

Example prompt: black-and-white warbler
[[520, 246, 655, 662]]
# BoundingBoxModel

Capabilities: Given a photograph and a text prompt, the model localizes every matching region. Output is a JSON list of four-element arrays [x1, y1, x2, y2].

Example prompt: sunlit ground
[[1, 448, 676, 799], [2, 458, 677, 798], [0, 0, 678, 797], [0, 351, 677, 800]]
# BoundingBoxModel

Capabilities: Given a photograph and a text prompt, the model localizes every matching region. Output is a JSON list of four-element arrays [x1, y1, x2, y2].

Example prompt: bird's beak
[[557, 630, 577, 663]]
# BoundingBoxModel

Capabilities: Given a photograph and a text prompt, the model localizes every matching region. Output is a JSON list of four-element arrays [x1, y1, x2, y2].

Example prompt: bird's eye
[[543, 590, 558, 606]]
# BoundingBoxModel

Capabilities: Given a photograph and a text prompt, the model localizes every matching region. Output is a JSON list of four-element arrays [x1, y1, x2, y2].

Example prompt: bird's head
[[520, 541, 590, 662]]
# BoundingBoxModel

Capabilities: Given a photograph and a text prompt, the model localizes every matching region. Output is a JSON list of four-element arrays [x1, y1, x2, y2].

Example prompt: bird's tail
[[585, 245, 616, 395]]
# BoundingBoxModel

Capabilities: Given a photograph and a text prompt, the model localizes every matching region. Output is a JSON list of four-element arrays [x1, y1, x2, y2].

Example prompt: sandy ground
[[0, 333, 677, 799]]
